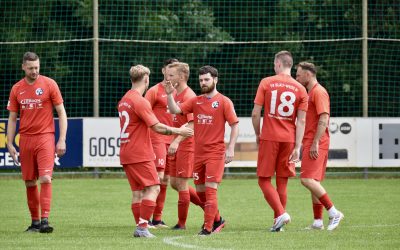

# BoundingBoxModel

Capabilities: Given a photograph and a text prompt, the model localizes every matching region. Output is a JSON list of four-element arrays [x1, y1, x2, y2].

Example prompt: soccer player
[[118, 65, 193, 238], [144, 58, 179, 228], [164, 62, 204, 230], [166, 65, 239, 236], [295, 62, 344, 231], [6, 52, 68, 233], [252, 50, 308, 232]]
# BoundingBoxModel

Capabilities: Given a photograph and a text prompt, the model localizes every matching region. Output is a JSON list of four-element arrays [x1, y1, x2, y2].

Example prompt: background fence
[[1, 0, 399, 118]]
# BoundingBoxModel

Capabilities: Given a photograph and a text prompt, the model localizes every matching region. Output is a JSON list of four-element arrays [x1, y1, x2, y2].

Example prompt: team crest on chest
[[211, 101, 219, 109], [35, 88, 44, 96]]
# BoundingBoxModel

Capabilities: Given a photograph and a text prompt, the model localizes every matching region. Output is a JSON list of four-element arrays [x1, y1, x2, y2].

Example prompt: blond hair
[[167, 62, 190, 81], [275, 50, 293, 68], [129, 65, 150, 83]]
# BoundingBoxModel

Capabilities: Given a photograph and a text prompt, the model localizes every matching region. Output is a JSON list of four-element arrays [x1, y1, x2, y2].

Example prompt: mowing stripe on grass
[[163, 236, 232, 250]]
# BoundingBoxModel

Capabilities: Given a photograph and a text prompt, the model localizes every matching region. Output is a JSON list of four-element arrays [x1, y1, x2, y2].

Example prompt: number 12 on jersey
[[119, 111, 129, 139]]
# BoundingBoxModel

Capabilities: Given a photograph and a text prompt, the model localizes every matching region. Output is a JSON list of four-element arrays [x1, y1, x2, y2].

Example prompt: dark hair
[[23, 52, 39, 63], [297, 61, 317, 75], [198, 65, 218, 77], [163, 58, 179, 68]]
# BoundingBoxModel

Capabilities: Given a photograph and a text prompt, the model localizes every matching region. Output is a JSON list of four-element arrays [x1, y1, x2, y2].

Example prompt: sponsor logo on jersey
[[211, 101, 219, 108], [197, 114, 213, 124], [35, 88, 44, 96]]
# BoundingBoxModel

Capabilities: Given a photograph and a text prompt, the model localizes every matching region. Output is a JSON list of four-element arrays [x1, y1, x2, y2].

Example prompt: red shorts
[[257, 140, 296, 178], [152, 143, 169, 172], [123, 161, 160, 191], [19, 133, 55, 181], [300, 147, 329, 181], [193, 157, 225, 185], [169, 150, 194, 178]]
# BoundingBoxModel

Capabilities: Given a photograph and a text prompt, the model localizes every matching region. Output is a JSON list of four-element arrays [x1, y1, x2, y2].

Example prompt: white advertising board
[[83, 118, 121, 167], [83, 117, 400, 167]]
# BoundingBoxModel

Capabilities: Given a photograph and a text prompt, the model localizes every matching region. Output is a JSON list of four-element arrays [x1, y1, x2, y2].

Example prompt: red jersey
[[118, 89, 159, 164], [180, 93, 238, 158], [254, 73, 308, 143], [172, 87, 196, 152], [145, 83, 174, 144], [7, 75, 64, 135], [303, 83, 330, 149]]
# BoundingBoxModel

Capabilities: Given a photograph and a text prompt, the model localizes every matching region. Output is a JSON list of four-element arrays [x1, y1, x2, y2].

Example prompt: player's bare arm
[[6, 111, 19, 165], [289, 110, 307, 163], [251, 104, 262, 145], [151, 123, 193, 137], [55, 104, 68, 157], [225, 122, 239, 164], [310, 112, 329, 159], [164, 81, 182, 114], [168, 122, 193, 155]]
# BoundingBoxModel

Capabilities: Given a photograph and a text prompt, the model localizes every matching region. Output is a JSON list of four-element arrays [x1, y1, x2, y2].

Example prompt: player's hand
[[56, 139, 66, 157], [164, 80, 177, 95], [255, 135, 260, 146], [289, 148, 300, 163], [7, 144, 20, 166], [178, 127, 194, 137], [225, 149, 234, 164], [168, 140, 179, 155], [309, 142, 319, 159]]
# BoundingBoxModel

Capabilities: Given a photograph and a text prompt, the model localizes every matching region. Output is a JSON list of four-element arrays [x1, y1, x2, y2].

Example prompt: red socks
[[189, 186, 204, 208], [258, 177, 285, 218], [319, 193, 333, 210], [40, 183, 52, 219], [153, 184, 167, 221], [177, 190, 190, 226], [131, 202, 141, 224], [139, 199, 156, 228], [313, 203, 324, 219], [26, 186, 40, 221], [204, 187, 218, 231], [276, 177, 288, 210]]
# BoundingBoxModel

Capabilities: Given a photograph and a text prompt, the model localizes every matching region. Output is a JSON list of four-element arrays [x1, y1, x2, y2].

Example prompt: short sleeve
[[50, 81, 64, 105], [7, 86, 19, 112], [254, 79, 266, 106], [144, 86, 157, 107], [224, 97, 239, 125], [314, 87, 330, 115], [298, 88, 308, 112]]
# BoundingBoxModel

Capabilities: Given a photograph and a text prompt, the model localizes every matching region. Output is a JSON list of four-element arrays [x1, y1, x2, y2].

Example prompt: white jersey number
[[119, 111, 130, 139], [270, 90, 296, 117]]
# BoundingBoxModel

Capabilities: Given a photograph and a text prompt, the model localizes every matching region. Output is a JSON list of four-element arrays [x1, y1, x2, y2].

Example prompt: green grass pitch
[[0, 178, 399, 249]]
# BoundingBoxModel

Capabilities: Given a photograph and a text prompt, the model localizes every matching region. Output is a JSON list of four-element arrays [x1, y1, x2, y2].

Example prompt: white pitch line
[[345, 223, 400, 228], [163, 224, 400, 249], [163, 236, 232, 250]]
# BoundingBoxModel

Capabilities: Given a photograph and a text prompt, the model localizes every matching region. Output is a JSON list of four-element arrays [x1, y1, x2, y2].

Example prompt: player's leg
[[257, 140, 290, 232], [128, 161, 160, 238], [20, 135, 41, 232], [36, 134, 55, 233], [202, 158, 225, 234], [151, 143, 168, 228], [173, 177, 190, 229], [173, 150, 198, 229], [276, 176, 288, 210], [124, 165, 144, 226], [300, 147, 343, 230]]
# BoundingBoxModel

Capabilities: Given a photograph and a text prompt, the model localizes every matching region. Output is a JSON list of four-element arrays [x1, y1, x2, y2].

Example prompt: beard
[[200, 82, 216, 94]]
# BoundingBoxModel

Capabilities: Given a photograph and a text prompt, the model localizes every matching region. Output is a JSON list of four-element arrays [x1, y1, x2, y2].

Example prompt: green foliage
[[0, 1, 399, 117]]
